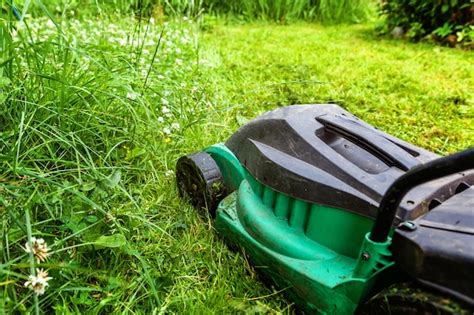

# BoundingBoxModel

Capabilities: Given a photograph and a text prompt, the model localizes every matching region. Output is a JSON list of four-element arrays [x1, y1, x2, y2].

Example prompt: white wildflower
[[171, 122, 180, 130], [24, 269, 53, 296], [119, 38, 127, 46], [163, 127, 171, 135], [161, 98, 169, 106], [175, 58, 183, 66], [24, 237, 50, 263], [165, 170, 174, 177], [162, 106, 170, 114], [157, 116, 164, 123], [191, 86, 198, 94], [46, 19, 55, 29], [126, 92, 138, 100]]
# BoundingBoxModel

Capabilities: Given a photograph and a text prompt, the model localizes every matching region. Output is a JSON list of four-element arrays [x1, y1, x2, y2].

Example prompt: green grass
[[1, 5, 473, 314], [200, 22, 473, 152], [9, 0, 374, 24]]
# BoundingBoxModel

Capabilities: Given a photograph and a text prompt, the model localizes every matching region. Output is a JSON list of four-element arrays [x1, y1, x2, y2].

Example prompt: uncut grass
[[0, 9, 290, 313], [19, 0, 374, 24]]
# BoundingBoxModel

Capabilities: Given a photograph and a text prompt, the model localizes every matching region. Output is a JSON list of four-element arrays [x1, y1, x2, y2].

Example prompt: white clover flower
[[165, 170, 174, 177], [24, 269, 53, 295], [161, 98, 169, 106], [162, 106, 170, 114], [163, 127, 171, 135], [46, 19, 55, 29], [157, 116, 164, 123], [171, 122, 180, 130], [24, 237, 50, 263], [126, 92, 138, 100], [10, 29, 19, 42]]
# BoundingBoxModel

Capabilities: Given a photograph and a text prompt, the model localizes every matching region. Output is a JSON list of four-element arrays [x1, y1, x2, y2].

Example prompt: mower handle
[[369, 148, 474, 243]]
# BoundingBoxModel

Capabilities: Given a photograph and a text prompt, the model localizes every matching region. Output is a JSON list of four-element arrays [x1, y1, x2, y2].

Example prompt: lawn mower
[[175, 104, 474, 314]]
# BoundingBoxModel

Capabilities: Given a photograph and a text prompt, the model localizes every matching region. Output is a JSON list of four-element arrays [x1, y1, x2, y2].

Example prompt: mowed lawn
[[198, 23, 473, 154], [2, 15, 472, 313]]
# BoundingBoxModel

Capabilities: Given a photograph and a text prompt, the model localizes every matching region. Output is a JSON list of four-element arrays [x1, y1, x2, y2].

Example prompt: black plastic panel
[[392, 187, 474, 305], [225, 104, 474, 219]]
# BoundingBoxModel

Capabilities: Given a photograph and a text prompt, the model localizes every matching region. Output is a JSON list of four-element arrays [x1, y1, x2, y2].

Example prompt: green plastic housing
[[206, 144, 394, 314]]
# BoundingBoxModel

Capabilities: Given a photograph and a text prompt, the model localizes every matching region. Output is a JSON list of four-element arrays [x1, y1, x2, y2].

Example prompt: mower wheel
[[357, 282, 473, 315], [176, 152, 227, 216]]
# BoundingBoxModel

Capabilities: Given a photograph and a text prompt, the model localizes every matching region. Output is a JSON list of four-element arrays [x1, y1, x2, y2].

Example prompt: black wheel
[[357, 282, 473, 315], [176, 152, 227, 216]]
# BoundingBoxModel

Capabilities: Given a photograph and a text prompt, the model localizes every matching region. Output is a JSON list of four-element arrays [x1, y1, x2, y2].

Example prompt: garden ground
[[1, 12, 473, 313]]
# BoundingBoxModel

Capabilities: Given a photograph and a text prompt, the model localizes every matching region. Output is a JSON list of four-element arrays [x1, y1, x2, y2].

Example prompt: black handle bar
[[369, 148, 474, 243]]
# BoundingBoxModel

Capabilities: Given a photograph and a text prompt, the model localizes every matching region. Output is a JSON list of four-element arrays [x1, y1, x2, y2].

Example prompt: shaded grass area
[[0, 13, 472, 313]]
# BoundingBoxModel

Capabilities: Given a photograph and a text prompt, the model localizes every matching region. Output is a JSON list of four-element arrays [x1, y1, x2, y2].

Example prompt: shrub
[[380, 0, 473, 47]]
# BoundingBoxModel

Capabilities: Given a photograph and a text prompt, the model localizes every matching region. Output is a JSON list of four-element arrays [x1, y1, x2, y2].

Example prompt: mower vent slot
[[455, 182, 470, 194], [316, 115, 419, 172], [428, 199, 442, 210], [318, 129, 389, 174]]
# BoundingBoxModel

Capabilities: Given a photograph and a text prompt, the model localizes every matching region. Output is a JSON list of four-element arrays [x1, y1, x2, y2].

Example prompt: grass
[[201, 22, 473, 152], [11, 0, 374, 24], [1, 4, 473, 314]]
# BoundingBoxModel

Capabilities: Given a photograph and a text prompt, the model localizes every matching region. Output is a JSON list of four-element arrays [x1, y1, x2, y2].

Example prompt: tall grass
[[1, 1, 211, 312], [211, 0, 372, 23], [27, 0, 373, 24]]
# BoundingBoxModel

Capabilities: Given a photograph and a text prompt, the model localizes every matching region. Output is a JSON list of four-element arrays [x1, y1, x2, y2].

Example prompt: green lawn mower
[[175, 104, 474, 314]]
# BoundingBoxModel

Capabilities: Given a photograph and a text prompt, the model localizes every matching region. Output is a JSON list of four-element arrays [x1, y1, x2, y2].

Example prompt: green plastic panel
[[205, 144, 394, 313]]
